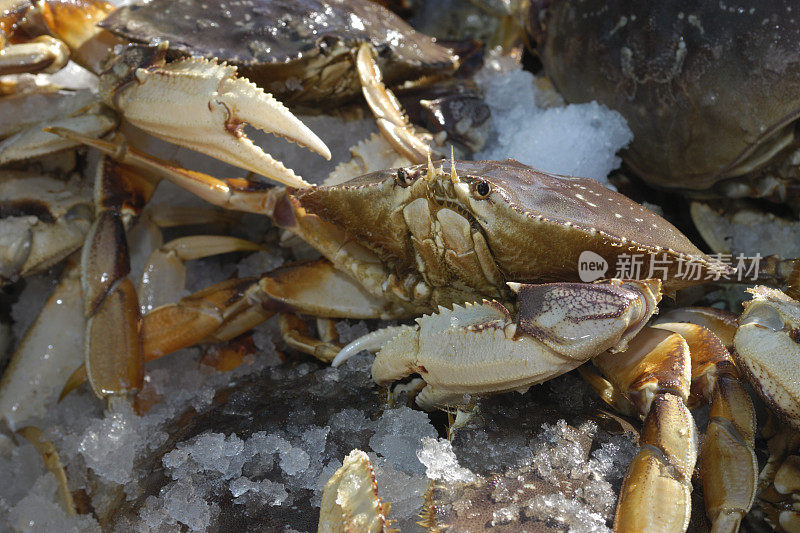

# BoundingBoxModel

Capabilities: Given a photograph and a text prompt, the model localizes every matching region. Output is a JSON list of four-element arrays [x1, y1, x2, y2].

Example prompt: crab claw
[[362, 279, 661, 410], [100, 44, 330, 188], [733, 286, 800, 428], [318, 449, 392, 533]]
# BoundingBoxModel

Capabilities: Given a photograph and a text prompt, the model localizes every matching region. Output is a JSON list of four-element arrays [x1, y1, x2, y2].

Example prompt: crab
[[0, 0, 69, 76], [3, 3, 799, 531], [38, 125, 797, 531], [0, 0, 478, 412], [99, 0, 458, 109], [0, 0, 474, 172], [725, 286, 800, 532], [526, 0, 800, 203], [0, 0, 332, 288], [0, 0, 482, 285]]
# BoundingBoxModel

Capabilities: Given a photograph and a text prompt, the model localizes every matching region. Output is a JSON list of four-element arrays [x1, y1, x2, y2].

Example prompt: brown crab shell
[[529, 0, 800, 191], [294, 159, 730, 294], [99, 0, 458, 108]]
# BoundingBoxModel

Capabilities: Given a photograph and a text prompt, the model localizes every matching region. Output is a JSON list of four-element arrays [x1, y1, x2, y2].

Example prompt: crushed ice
[[417, 437, 476, 484], [476, 59, 633, 185]]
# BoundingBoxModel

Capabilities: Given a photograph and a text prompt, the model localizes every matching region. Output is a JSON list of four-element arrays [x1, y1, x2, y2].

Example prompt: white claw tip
[[331, 344, 358, 367], [332, 325, 407, 367], [507, 282, 523, 294]]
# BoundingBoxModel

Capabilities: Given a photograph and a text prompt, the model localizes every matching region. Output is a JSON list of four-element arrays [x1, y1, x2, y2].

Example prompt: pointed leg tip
[[331, 349, 349, 367]]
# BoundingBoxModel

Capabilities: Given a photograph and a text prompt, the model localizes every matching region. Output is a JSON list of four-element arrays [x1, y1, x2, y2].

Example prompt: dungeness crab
[[0, 0, 470, 419], [3, 2, 800, 532], [48, 129, 800, 530], [527, 0, 800, 203], [0, 0, 482, 292]]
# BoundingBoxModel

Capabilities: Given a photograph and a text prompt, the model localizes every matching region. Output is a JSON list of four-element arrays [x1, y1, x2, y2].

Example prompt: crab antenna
[[449, 146, 459, 184]]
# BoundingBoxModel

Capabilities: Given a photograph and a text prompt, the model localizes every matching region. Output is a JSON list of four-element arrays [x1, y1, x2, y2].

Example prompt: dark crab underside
[[531, 0, 800, 190], [100, 0, 457, 105]]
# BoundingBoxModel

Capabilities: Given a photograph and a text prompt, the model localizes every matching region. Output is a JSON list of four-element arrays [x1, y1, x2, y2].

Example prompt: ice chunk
[[162, 432, 245, 481], [492, 504, 520, 526], [236, 250, 284, 278], [0, 439, 45, 505], [368, 406, 436, 475], [229, 477, 289, 506], [328, 408, 370, 436], [162, 478, 217, 532], [137, 495, 173, 530], [313, 459, 343, 504], [417, 437, 476, 484], [335, 320, 371, 344], [77, 402, 146, 484], [184, 255, 239, 295], [524, 492, 610, 533], [530, 419, 622, 518], [7, 473, 100, 532], [477, 67, 633, 183], [370, 458, 429, 532], [591, 433, 638, 488], [279, 446, 311, 477]]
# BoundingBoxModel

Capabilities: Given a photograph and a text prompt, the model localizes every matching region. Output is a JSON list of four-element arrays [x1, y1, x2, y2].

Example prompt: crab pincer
[[337, 279, 661, 410], [97, 44, 330, 188]]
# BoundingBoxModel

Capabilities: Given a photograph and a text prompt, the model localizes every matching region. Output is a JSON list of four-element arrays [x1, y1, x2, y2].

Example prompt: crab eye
[[472, 179, 491, 198], [395, 168, 413, 187]]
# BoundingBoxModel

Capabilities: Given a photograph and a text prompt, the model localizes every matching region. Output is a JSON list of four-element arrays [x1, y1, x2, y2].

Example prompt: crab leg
[[590, 327, 698, 533], [80, 157, 157, 400], [279, 314, 342, 363], [37, 0, 121, 74], [732, 287, 800, 530], [318, 449, 392, 533], [84, 232, 262, 395], [16, 426, 76, 515], [656, 307, 739, 348], [138, 234, 262, 315], [0, 261, 84, 429], [755, 416, 800, 531], [356, 43, 432, 164], [0, 105, 117, 166], [142, 277, 266, 360], [733, 286, 800, 428], [45, 130, 284, 213], [0, 0, 76, 76], [0, 35, 69, 75], [46, 131, 411, 362], [140, 259, 405, 363], [0, 171, 93, 283], [653, 321, 757, 533], [46, 130, 407, 305], [0, 89, 117, 166]]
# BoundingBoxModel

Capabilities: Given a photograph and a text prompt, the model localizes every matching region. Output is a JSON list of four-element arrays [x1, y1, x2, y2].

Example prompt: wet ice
[[477, 62, 633, 185]]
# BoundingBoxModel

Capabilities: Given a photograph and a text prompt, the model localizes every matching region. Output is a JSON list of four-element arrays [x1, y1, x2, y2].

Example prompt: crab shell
[[528, 0, 800, 192], [291, 159, 729, 296], [99, 0, 458, 108]]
